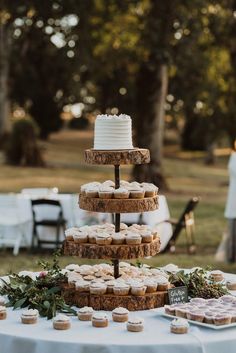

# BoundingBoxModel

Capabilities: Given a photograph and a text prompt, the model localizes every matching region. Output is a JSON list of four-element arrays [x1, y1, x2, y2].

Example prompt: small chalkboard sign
[[168, 286, 188, 305]]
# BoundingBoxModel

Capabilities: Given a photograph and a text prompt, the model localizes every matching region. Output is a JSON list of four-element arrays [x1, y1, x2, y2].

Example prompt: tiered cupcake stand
[[62, 148, 168, 311]]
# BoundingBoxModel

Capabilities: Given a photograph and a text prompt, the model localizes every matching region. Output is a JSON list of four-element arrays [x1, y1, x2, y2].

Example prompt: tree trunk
[[0, 24, 10, 137], [133, 62, 168, 190]]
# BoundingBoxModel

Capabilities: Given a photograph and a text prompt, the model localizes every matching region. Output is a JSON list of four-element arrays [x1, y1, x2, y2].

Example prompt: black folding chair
[[162, 197, 200, 254], [31, 199, 66, 251]]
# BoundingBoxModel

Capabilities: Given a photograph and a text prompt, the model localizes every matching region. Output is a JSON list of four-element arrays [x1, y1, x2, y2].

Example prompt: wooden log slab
[[63, 237, 161, 259], [84, 148, 150, 165], [61, 284, 167, 311], [79, 194, 158, 213]]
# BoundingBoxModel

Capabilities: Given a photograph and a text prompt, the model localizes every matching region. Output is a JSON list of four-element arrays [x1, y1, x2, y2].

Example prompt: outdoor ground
[[0, 129, 235, 275]]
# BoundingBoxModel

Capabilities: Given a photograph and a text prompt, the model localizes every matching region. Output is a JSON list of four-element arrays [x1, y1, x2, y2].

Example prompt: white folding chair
[[0, 194, 30, 255]]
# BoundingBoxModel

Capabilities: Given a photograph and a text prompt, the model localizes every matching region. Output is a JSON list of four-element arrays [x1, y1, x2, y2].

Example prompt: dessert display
[[0, 306, 7, 320], [77, 306, 94, 321], [127, 317, 144, 332], [164, 295, 236, 326], [94, 114, 133, 150], [62, 113, 167, 311], [112, 307, 129, 322], [62, 262, 170, 310], [53, 314, 71, 330], [92, 313, 109, 327], [21, 309, 38, 324], [170, 318, 189, 334]]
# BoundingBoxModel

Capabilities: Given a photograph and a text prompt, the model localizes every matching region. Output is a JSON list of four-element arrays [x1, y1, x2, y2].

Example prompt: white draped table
[[1, 272, 236, 353]]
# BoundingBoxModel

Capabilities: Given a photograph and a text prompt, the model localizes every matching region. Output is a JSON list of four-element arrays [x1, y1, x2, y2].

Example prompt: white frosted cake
[[94, 114, 133, 150]]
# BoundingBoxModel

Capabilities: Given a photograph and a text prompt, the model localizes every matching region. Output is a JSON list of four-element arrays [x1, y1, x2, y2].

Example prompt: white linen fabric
[[0, 272, 236, 353], [225, 152, 236, 219]]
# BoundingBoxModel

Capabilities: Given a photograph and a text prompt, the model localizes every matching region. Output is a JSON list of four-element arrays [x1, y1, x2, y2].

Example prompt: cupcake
[[106, 280, 116, 294], [92, 313, 108, 327], [65, 227, 79, 241], [102, 180, 115, 188], [112, 233, 125, 245], [0, 306, 7, 320], [175, 307, 189, 319], [170, 318, 189, 334], [157, 277, 169, 291], [120, 223, 128, 230], [204, 311, 215, 324], [75, 280, 90, 292], [88, 231, 97, 244], [126, 233, 142, 245], [90, 282, 107, 295], [140, 230, 153, 243], [144, 279, 157, 293], [214, 314, 231, 326], [113, 283, 130, 296], [127, 317, 144, 332], [53, 314, 71, 330], [96, 233, 112, 245], [129, 188, 145, 199], [99, 186, 114, 199], [210, 270, 224, 282], [131, 283, 146, 296], [112, 307, 129, 322], [85, 187, 99, 198], [187, 310, 205, 322], [21, 309, 39, 324], [143, 184, 158, 197], [220, 295, 236, 304], [226, 280, 236, 290], [113, 187, 130, 199], [190, 298, 207, 305], [73, 231, 88, 244], [164, 304, 177, 316], [78, 306, 94, 321]]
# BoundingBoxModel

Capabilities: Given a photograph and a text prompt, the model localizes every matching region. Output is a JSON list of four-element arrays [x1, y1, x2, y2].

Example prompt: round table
[[1, 272, 236, 353]]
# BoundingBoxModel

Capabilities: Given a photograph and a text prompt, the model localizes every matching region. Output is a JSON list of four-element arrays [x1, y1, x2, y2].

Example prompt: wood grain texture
[[61, 284, 167, 311], [63, 237, 161, 259], [84, 148, 150, 165], [79, 194, 158, 213]]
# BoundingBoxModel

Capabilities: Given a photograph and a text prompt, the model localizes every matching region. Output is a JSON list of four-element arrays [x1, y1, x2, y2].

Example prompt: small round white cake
[[94, 114, 133, 150]]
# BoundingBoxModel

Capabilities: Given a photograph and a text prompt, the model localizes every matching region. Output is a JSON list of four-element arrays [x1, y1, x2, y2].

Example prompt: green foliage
[[0, 251, 76, 319], [6, 117, 44, 166], [169, 268, 228, 299]]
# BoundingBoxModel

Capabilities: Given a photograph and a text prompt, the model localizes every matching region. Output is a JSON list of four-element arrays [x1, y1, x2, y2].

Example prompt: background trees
[[1, 0, 236, 184]]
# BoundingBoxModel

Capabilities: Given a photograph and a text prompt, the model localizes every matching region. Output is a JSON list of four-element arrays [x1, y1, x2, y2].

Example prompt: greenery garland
[[0, 251, 76, 319]]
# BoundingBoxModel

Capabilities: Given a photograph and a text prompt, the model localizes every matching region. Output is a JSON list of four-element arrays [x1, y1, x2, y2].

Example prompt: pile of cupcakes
[[80, 180, 158, 199], [65, 223, 158, 246], [165, 295, 236, 326], [65, 262, 170, 296]]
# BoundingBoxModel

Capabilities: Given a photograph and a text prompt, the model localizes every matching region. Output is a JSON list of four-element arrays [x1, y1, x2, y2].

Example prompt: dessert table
[[1, 272, 236, 353]]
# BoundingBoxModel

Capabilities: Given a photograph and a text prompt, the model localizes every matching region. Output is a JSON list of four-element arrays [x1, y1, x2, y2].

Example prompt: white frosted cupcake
[[131, 283, 147, 296], [113, 283, 130, 296], [21, 309, 39, 324], [99, 186, 114, 199], [112, 307, 129, 322], [90, 282, 107, 295], [210, 270, 224, 282], [75, 280, 90, 292], [96, 233, 112, 245], [127, 317, 144, 332], [65, 227, 80, 241], [126, 233, 142, 245], [112, 233, 125, 245], [0, 296, 6, 306], [85, 187, 99, 198], [113, 187, 130, 199], [78, 306, 94, 321], [73, 231, 88, 244], [0, 306, 7, 320], [92, 313, 108, 327], [170, 318, 189, 334], [53, 314, 71, 330]]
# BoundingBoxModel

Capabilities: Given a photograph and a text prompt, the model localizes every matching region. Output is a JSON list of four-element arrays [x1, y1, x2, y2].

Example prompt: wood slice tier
[[84, 148, 150, 165], [79, 194, 158, 213], [63, 237, 161, 259], [61, 284, 167, 311]]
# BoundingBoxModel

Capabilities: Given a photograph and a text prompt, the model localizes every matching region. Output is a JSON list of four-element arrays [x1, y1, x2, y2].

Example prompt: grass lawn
[[0, 129, 235, 275]]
